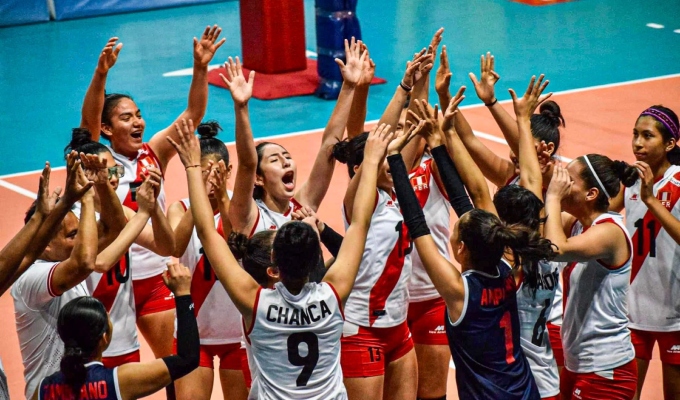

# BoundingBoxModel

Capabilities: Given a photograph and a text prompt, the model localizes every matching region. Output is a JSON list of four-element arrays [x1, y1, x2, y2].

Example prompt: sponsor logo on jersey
[[386, 199, 396, 208], [669, 345, 680, 353], [429, 325, 446, 335], [629, 193, 638, 201], [574, 388, 582, 399], [269, 224, 277, 230]]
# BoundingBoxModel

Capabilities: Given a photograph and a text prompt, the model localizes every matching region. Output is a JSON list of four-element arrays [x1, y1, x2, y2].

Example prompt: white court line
[[0, 179, 37, 198], [646, 23, 665, 29]]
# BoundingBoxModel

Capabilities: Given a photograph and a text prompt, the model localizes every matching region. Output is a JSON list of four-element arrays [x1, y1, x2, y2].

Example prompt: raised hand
[[220, 57, 255, 106], [364, 123, 395, 163], [402, 51, 429, 89], [80, 153, 109, 186], [428, 28, 444, 60], [469, 52, 500, 104], [194, 25, 226, 67], [409, 99, 442, 148], [546, 164, 573, 201], [537, 141, 554, 174], [96, 37, 123, 74], [387, 122, 423, 156], [144, 167, 163, 199], [509, 74, 552, 119], [413, 47, 435, 84], [443, 86, 466, 120], [35, 162, 62, 217], [162, 262, 192, 297], [635, 161, 655, 203], [336, 37, 367, 87], [135, 175, 158, 214], [357, 42, 376, 87], [435, 45, 453, 96], [292, 206, 324, 235], [62, 151, 94, 204], [167, 119, 202, 168]]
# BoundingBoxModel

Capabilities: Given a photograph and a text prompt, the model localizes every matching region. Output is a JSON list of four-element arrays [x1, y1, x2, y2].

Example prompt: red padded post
[[239, 0, 307, 74]]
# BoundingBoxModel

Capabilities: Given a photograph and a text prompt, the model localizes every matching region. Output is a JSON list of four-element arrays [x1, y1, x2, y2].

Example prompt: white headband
[[583, 155, 611, 199]]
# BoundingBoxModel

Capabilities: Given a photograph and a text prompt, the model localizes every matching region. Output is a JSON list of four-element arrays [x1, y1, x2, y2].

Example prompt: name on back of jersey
[[266, 301, 333, 326]]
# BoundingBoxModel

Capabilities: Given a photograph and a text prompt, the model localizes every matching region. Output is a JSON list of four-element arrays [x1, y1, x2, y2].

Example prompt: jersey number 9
[[287, 332, 319, 387]]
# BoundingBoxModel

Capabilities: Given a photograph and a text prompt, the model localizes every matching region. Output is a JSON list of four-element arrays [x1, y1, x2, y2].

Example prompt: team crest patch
[[658, 191, 672, 210]]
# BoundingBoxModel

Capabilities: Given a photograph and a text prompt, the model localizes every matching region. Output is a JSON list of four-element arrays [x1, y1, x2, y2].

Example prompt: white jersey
[[245, 282, 346, 400], [108, 143, 169, 280], [408, 155, 450, 302], [562, 213, 635, 373], [12, 260, 90, 398], [177, 199, 242, 344], [342, 189, 412, 328], [249, 198, 303, 237], [516, 260, 560, 398], [625, 164, 680, 332], [71, 203, 139, 358]]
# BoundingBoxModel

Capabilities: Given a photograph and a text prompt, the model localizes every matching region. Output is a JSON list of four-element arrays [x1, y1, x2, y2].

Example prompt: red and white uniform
[[245, 282, 346, 400], [249, 198, 303, 238], [625, 165, 680, 332], [342, 189, 412, 328], [107, 144, 169, 280], [12, 260, 90, 398], [516, 260, 561, 398], [562, 213, 635, 373], [407, 154, 450, 302], [177, 199, 242, 345]]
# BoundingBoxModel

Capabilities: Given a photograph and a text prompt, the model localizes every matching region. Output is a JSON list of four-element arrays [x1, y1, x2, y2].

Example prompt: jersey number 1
[[499, 311, 516, 364], [634, 218, 657, 258], [287, 332, 319, 387]]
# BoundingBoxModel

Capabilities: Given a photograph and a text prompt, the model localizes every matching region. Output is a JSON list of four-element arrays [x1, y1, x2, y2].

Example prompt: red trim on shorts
[[244, 287, 262, 343], [326, 282, 344, 319], [593, 218, 631, 270], [102, 350, 140, 369], [47, 262, 61, 297]]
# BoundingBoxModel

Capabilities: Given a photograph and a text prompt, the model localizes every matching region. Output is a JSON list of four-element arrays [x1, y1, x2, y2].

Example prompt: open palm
[[194, 25, 226, 67]]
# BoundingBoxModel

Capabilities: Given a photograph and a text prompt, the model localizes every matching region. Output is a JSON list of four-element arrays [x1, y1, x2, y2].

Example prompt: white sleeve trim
[[113, 367, 122, 400], [448, 277, 469, 327]]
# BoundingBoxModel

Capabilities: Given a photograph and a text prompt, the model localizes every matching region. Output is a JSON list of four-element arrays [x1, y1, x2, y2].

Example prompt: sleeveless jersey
[[71, 203, 139, 358], [445, 261, 540, 400], [625, 164, 680, 331], [562, 212, 635, 373], [177, 198, 242, 344], [12, 260, 90, 398], [547, 278, 563, 326], [342, 189, 412, 327], [249, 198, 303, 238], [38, 362, 121, 400], [408, 155, 451, 302], [245, 282, 346, 400], [516, 261, 560, 398], [107, 143, 169, 280]]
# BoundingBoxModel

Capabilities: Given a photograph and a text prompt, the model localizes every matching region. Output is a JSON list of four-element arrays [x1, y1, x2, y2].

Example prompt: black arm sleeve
[[387, 154, 431, 240], [319, 223, 343, 258], [162, 295, 199, 381], [430, 145, 474, 217]]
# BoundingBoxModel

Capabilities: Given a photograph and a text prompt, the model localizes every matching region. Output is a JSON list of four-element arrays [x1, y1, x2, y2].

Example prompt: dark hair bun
[[197, 120, 222, 139], [612, 160, 638, 187], [228, 232, 249, 260], [539, 101, 565, 128], [64, 128, 94, 158], [332, 140, 352, 164]]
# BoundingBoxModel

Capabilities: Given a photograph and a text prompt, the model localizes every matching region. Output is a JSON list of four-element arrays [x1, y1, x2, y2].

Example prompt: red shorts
[[630, 328, 680, 364], [241, 350, 252, 388], [407, 297, 449, 346], [102, 350, 140, 369], [542, 396, 559, 400], [560, 360, 637, 400], [133, 273, 175, 317], [340, 320, 414, 378], [173, 340, 244, 370], [546, 322, 564, 367]]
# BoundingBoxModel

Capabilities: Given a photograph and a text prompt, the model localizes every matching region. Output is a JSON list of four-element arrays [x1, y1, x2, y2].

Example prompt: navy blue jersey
[[38, 362, 120, 400], [446, 262, 540, 400]]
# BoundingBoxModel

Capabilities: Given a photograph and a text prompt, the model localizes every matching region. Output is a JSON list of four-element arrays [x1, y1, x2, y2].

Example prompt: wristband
[[399, 80, 413, 92], [485, 98, 498, 107], [185, 165, 200, 170]]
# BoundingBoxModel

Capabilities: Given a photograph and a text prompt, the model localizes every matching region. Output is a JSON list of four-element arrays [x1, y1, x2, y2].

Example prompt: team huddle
[[1, 24, 679, 400]]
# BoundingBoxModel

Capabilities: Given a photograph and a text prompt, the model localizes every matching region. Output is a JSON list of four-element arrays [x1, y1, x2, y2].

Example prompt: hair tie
[[641, 108, 679, 141], [583, 155, 611, 199]]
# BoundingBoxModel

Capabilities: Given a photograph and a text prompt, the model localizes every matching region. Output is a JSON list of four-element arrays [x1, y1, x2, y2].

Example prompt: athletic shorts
[[340, 320, 414, 378], [542, 396, 559, 400], [630, 328, 680, 364], [173, 340, 244, 370], [407, 297, 449, 346], [547, 322, 564, 367], [133, 273, 175, 317], [241, 351, 252, 388], [102, 350, 140, 369], [560, 360, 637, 400]]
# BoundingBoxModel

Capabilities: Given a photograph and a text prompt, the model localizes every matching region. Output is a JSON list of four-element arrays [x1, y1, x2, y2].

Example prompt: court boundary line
[[1, 71, 676, 193]]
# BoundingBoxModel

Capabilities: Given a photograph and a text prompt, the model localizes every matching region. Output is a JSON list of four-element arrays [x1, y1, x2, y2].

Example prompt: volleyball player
[[170, 116, 398, 399], [622, 106, 680, 400], [79, 27, 225, 361], [34, 262, 200, 400], [544, 157, 639, 399], [167, 122, 247, 400], [388, 98, 551, 399], [222, 38, 366, 245]]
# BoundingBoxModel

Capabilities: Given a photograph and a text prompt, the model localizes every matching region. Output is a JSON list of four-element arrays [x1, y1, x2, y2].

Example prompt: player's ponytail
[[530, 100, 565, 155], [58, 297, 109, 394], [332, 132, 368, 178], [577, 154, 637, 212]]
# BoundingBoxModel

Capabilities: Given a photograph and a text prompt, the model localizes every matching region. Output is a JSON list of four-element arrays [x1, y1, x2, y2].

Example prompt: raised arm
[[209, 160, 233, 239], [169, 118, 260, 325], [117, 263, 199, 400], [149, 26, 225, 170], [509, 75, 552, 199], [221, 57, 259, 235], [434, 45, 453, 113], [636, 161, 680, 245], [375, 51, 426, 133], [296, 38, 366, 210], [324, 124, 398, 301], [80, 38, 123, 141], [346, 42, 375, 139]]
